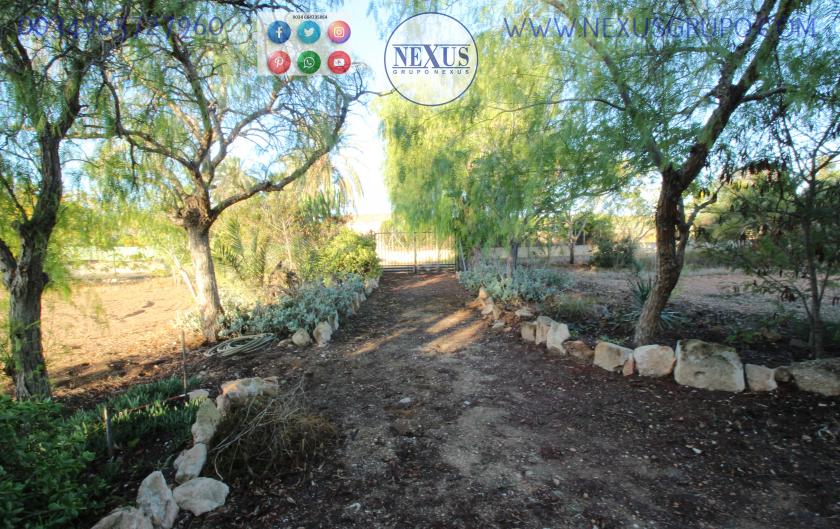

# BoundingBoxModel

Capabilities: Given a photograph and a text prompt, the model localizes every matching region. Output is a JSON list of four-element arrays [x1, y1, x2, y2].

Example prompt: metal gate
[[374, 232, 456, 272]]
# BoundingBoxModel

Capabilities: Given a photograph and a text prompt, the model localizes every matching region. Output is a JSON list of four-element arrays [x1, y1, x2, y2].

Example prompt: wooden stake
[[103, 406, 114, 458], [180, 329, 188, 395]]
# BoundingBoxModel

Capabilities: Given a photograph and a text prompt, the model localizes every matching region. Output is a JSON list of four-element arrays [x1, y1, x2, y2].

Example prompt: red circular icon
[[267, 50, 291, 74], [327, 51, 351, 74]]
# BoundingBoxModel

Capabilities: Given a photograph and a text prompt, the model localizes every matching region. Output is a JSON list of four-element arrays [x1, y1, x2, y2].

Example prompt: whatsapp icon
[[297, 51, 321, 74]]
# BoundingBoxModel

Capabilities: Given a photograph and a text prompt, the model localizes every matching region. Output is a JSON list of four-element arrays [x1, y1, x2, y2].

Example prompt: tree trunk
[[186, 224, 223, 342], [506, 240, 520, 276], [5, 135, 63, 399], [568, 241, 575, 265], [634, 175, 687, 346], [9, 275, 50, 399]]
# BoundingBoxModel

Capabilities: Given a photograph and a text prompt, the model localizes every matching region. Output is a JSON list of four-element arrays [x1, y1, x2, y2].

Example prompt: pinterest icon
[[267, 50, 291, 75]]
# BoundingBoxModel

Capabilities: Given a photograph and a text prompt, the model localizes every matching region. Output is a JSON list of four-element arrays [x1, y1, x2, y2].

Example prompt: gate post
[[413, 233, 418, 274]]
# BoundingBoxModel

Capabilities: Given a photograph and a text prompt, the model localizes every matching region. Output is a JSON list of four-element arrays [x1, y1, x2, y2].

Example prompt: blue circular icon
[[267, 20, 291, 44], [297, 20, 321, 43]]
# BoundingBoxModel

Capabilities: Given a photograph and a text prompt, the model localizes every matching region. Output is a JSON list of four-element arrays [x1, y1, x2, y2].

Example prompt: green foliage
[[212, 275, 368, 337], [310, 229, 381, 280], [590, 236, 638, 270], [0, 396, 99, 529], [546, 293, 602, 322], [0, 376, 199, 529], [621, 275, 685, 329], [67, 376, 201, 456], [459, 264, 572, 303]]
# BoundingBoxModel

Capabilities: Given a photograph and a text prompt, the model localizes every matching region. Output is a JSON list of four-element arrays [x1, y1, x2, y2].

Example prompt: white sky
[[331, 6, 393, 216]]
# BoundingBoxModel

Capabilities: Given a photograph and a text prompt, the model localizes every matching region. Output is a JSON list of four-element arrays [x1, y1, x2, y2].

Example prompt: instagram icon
[[327, 20, 350, 44]]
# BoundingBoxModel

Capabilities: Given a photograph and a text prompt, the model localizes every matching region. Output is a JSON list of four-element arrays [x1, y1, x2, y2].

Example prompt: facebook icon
[[267, 20, 291, 44]]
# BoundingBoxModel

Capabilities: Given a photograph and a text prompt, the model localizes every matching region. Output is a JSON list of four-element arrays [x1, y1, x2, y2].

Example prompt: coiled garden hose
[[203, 333, 277, 358]]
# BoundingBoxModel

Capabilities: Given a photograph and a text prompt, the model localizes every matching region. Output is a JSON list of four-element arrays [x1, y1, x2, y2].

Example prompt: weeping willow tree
[[378, 27, 621, 273], [93, 2, 367, 340]]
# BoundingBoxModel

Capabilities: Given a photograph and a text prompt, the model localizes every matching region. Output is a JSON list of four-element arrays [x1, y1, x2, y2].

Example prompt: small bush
[[217, 275, 366, 337], [210, 388, 337, 480], [458, 264, 572, 303], [0, 377, 200, 529], [0, 396, 101, 529], [620, 275, 685, 329], [314, 228, 381, 279], [546, 293, 601, 321], [590, 236, 638, 269], [68, 376, 201, 455]]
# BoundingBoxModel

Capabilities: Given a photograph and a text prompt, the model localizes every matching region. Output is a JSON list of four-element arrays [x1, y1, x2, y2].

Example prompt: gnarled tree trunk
[[186, 222, 223, 342], [634, 174, 688, 346], [5, 135, 62, 399]]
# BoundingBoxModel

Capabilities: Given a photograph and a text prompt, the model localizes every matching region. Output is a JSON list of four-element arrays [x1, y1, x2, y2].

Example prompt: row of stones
[[290, 276, 380, 347], [91, 376, 282, 529], [474, 289, 840, 397]]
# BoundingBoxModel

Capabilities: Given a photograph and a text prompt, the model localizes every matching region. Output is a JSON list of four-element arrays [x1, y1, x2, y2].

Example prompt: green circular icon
[[297, 51, 321, 74]]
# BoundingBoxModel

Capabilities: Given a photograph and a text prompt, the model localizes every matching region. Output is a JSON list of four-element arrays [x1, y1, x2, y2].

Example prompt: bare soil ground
[[6, 273, 840, 528], [0, 277, 199, 401], [562, 267, 840, 367], [173, 273, 839, 529]]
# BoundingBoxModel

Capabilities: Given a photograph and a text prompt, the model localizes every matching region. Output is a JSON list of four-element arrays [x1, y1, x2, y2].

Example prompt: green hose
[[203, 333, 277, 358]]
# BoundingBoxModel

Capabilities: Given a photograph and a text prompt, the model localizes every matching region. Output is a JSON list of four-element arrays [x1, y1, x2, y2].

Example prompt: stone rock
[[565, 340, 594, 361], [745, 364, 777, 392], [174, 443, 207, 484], [520, 321, 537, 342], [192, 399, 222, 444], [491, 321, 505, 330], [593, 342, 634, 373], [397, 396, 413, 407], [137, 471, 178, 529], [535, 316, 555, 345], [622, 356, 635, 377], [329, 312, 339, 331], [173, 478, 229, 516], [466, 298, 483, 309], [480, 297, 496, 316], [187, 389, 209, 401], [364, 277, 378, 295], [313, 321, 333, 346], [545, 322, 570, 354], [514, 306, 535, 319], [674, 340, 745, 393], [92, 507, 153, 529], [291, 328, 312, 347], [478, 287, 489, 300], [490, 305, 502, 321], [783, 358, 840, 396], [633, 345, 676, 377], [220, 376, 280, 404], [215, 394, 230, 416], [359, 292, 367, 303]]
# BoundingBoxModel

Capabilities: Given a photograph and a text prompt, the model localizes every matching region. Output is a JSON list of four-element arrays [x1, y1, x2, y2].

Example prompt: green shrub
[[0, 396, 101, 529], [590, 236, 638, 269], [68, 376, 201, 455], [314, 228, 381, 279], [620, 275, 685, 328], [0, 377, 201, 529], [218, 275, 367, 337], [458, 264, 572, 303]]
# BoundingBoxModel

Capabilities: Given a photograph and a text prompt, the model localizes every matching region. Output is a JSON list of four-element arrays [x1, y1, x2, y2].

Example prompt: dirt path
[[190, 273, 838, 529]]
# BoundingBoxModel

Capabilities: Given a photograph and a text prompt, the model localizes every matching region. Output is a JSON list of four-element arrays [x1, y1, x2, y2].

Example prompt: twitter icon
[[297, 21, 320, 44]]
